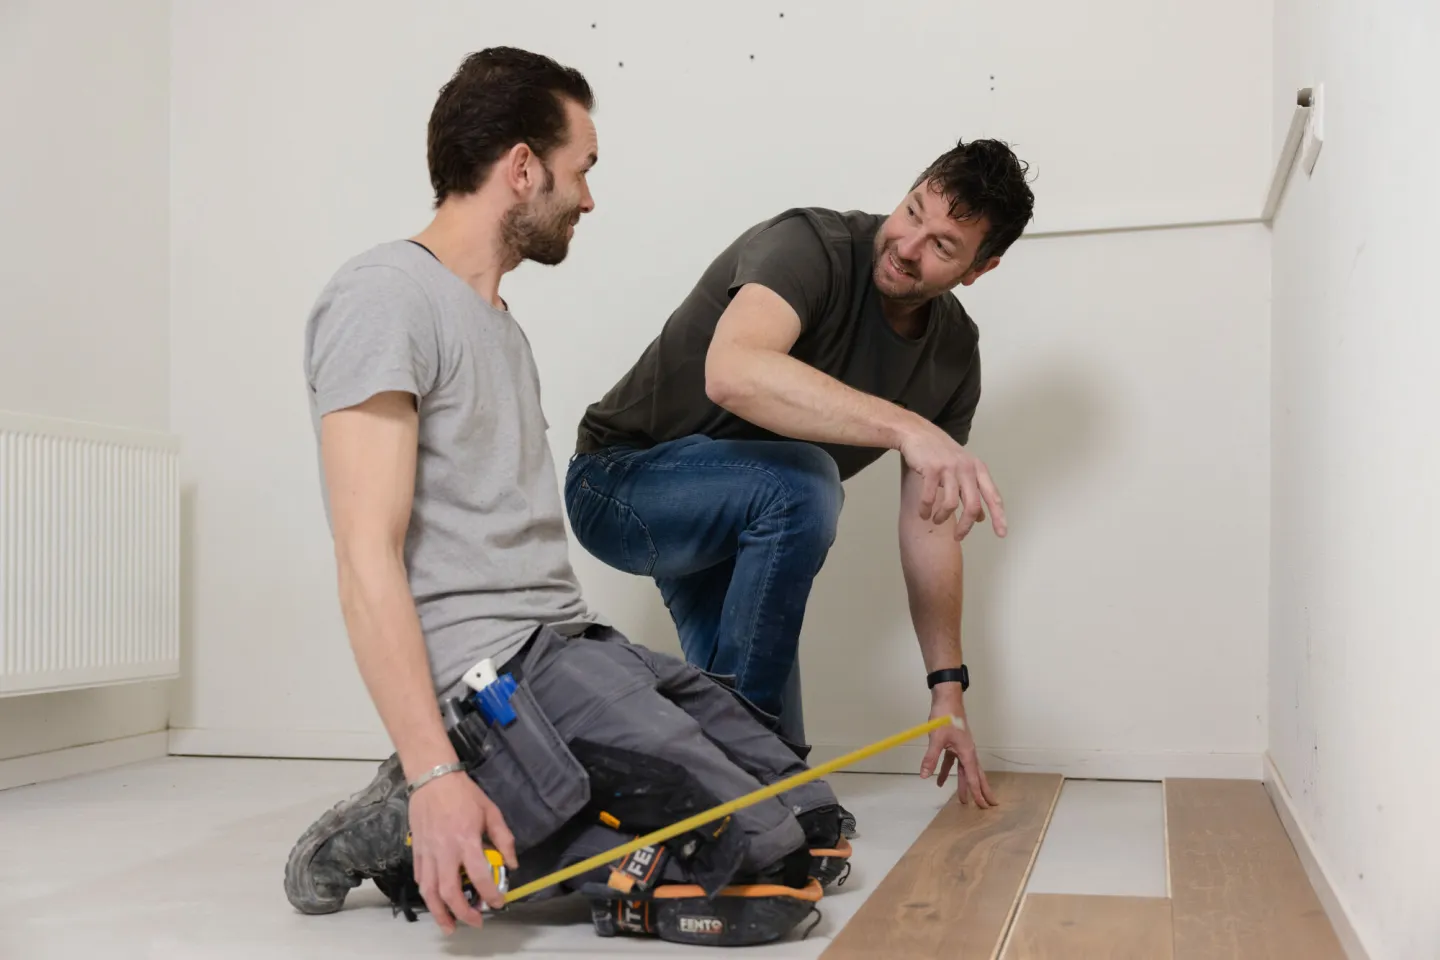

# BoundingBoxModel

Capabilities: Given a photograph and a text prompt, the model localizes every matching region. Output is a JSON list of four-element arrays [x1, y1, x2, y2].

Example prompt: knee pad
[[566, 738, 750, 895], [579, 836, 826, 946], [583, 875, 824, 946], [809, 837, 853, 889]]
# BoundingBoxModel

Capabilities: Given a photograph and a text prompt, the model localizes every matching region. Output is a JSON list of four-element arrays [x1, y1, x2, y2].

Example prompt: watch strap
[[927, 665, 969, 691]]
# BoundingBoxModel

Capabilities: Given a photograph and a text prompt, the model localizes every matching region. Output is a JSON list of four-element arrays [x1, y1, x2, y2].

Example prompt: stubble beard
[[501, 166, 580, 266]]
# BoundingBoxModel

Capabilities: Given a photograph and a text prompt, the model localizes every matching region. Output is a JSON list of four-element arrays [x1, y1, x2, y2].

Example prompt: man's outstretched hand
[[919, 694, 998, 809], [896, 420, 1006, 541], [406, 772, 518, 934]]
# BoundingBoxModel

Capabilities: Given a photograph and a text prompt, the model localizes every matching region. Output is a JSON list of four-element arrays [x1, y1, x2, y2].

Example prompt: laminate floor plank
[[1165, 778, 1345, 960], [821, 771, 1063, 960], [1001, 893, 1174, 959]]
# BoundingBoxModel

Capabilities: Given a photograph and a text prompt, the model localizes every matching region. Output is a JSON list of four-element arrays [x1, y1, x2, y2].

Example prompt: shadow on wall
[[798, 357, 1111, 744]]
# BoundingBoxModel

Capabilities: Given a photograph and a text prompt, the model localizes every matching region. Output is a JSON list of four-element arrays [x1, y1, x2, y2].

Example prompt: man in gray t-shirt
[[283, 48, 842, 943], [305, 237, 604, 699]]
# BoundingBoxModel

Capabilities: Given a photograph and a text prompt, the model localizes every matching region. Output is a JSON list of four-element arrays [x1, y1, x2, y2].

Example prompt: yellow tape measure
[[403, 833, 508, 904]]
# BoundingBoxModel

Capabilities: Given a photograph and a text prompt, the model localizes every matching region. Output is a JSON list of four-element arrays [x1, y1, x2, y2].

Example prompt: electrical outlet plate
[[1302, 82, 1324, 175]]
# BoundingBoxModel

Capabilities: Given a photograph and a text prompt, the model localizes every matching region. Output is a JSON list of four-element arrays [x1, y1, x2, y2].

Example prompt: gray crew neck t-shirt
[[304, 239, 604, 698]]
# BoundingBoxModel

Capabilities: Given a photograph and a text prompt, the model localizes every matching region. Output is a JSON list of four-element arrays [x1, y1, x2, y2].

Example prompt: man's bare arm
[[705, 283, 921, 449], [322, 392, 456, 781], [705, 283, 1006, 537], [899, 475, 965, 677], [320, 391, 515, 933], [899, 461, 998, 807]]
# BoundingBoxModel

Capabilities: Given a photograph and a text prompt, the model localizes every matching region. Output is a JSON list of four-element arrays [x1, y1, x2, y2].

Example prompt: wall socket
[[1301, 82, 1325, 176]]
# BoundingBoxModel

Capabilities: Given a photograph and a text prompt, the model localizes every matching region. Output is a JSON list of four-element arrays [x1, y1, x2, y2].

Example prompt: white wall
[[1270, 1, 1440, 956], [168, 0, 1273, 776], [0, 1, 171, 763], [806, 222, 1270, 774]]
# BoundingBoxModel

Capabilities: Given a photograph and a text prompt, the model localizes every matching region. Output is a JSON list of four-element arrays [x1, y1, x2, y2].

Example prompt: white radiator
[[0, 411, 180, 696]]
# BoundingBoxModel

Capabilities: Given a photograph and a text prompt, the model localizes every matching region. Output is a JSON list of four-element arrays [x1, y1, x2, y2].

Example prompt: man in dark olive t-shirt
[[567, 139, 1035, 820], [575, 206, 983, 478]]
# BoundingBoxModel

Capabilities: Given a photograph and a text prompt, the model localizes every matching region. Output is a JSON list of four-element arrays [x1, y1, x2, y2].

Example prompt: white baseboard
[[0, 731, 168, 791], [167, 727, 394, 760], [788, 743, 1262, 780], [1263, 753, 1372, 960]]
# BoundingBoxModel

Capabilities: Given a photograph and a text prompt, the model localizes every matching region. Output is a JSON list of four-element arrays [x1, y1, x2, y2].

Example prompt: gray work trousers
[[463, 625, 835, 889]]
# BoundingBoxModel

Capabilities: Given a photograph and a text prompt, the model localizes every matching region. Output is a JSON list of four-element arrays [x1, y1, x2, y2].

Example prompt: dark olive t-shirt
[[575, 207, 982, 481]]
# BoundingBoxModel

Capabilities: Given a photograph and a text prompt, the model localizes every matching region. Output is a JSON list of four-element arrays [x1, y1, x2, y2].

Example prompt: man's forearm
[[335, 546, 457, 782], [707, 344, 923, 450], [899, 512, 966, 676]]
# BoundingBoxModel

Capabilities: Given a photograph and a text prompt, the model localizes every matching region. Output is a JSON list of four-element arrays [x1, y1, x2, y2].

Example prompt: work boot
[[284, 754, 411, 915]]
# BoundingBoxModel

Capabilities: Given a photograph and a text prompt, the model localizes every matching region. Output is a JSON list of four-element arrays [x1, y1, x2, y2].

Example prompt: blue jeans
[[564, 436, 845, 748]]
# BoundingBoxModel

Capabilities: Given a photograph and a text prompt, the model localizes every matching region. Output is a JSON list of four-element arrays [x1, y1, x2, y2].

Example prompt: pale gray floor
[[0, 758, 947, 960], [1024, 779, 1169, 897], [0, 759, 1168, 959]]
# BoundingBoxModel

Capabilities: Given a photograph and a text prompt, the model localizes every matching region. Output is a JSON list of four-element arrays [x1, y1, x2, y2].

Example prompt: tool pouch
[[446, 679, 591, 854]]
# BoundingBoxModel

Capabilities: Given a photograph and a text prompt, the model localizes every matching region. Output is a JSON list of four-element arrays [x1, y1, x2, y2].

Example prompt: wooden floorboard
[[1001, 894, 1174, 959], [1165, 778, 1346, 959], [821, 771, 1063, 960]]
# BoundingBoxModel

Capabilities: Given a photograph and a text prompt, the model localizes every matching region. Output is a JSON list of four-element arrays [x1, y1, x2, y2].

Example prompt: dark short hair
[[427, 47, 595, 206], [914, 139, 1035, 265]]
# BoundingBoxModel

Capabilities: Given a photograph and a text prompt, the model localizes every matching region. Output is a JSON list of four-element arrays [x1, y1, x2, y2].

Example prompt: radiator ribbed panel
[[0, 413, 180, 696]]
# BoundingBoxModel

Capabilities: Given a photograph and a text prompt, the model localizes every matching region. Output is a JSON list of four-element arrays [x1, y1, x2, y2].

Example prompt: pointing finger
[[977, 463, 1006, 537]]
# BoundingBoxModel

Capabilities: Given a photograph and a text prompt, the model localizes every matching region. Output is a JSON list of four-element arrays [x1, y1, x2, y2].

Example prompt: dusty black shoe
[[284, 754, 411, 915], [838, 804, 857, 840]]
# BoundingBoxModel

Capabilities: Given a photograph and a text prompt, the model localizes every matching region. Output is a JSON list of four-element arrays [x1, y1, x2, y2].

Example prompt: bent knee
[[764, 443, 843, 531]]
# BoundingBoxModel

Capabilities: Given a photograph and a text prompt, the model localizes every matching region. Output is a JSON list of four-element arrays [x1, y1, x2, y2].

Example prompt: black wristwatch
[[926, 665, 969, 691]]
